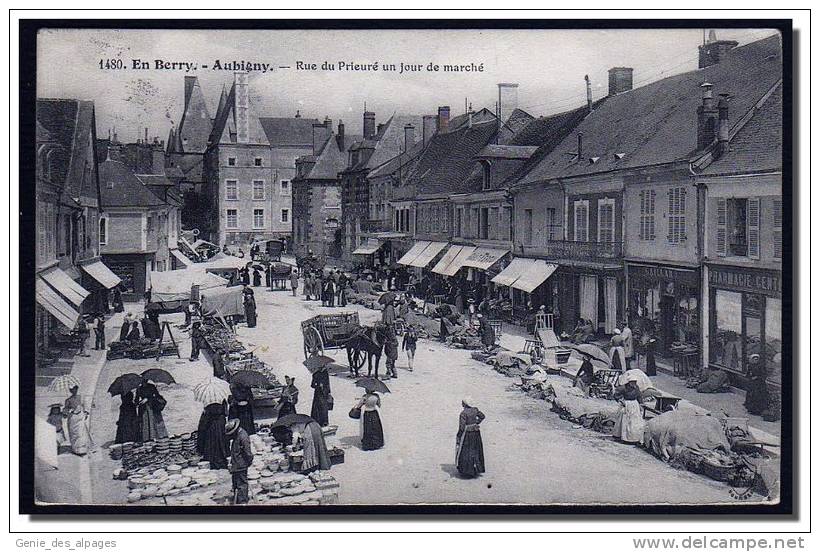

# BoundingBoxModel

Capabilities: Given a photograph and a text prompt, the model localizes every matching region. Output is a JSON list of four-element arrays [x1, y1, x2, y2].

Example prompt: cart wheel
[[303, 327, 324, 358], [350, 347, 367, 370]]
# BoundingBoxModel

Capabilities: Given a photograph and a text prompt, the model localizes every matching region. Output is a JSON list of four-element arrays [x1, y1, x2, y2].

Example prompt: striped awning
[[397, 241, 430, 266], [36, 278, 80, 329], [39, 266, 90, 307], [491, 258, 536, 287], [408, 241, 448, 268]]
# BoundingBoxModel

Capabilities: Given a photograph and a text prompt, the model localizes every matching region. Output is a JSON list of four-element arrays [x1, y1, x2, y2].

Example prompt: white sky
[[36, 27, 778, 143]]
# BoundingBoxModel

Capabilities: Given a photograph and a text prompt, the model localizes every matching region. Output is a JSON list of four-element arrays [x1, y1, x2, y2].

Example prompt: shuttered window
[[747, 197, 760, 259], [773, 198, 783, 259], [574, 200, 589, 242], [667, 187, 687, 244], [597, 198, 615, 243], [715, 197, 727, 257], [639, 190, 656, 240]]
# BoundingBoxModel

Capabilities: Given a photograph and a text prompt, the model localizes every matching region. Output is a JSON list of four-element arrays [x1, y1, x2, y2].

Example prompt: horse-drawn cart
[[301, 312, 361, 358]]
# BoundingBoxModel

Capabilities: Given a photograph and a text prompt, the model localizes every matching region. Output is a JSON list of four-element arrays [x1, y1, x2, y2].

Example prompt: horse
[[345, 323, 389, 379]]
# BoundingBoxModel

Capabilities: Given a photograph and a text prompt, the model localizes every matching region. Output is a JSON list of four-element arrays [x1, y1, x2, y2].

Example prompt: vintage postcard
[[21, 21, 791, 513]]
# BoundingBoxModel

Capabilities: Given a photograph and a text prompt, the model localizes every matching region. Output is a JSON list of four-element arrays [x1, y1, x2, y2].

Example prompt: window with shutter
[[597, 198, 615, 243], [574, 200, 589, 242], [715, 197, 727, 257], [773, 198, 782, 259], [667, 187, 687, 244], [747, 197, 760, 259], [639, 190, 656, 240]]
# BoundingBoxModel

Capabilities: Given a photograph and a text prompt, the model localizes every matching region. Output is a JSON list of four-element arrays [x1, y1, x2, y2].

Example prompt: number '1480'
[[99, 59, 124, 70]]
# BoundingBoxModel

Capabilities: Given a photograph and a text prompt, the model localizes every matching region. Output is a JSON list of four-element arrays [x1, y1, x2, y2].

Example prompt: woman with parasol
[[309, 356, 332, 427], [63, 384, 91, 455], [228, 381, 256, 436], [353, 378, 387, 451], [455, 397, 485, 478], [196, 401, 230, 469], [114, 389, 139, 444], [135, 376, 168, 442]]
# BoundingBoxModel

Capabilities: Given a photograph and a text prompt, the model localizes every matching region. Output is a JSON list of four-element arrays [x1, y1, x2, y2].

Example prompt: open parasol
[[269, 413, 315, 429], [48, 374, 81, 395], [378, 291, 397, 305], [355, 377, 391, 394], [107, 373, 143, 396], [570, 343, 611, 365], [230, 370, 273, 389], [303, 354, 335, 373], [193, 377, 231, 404], [140, 369, 176, 385]]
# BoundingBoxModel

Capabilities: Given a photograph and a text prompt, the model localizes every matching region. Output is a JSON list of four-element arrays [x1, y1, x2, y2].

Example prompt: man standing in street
[[226, 418, 254, 505], [93, 315, 106, 350], [290, 269, 299, 297], [190, 321, 203, 361]]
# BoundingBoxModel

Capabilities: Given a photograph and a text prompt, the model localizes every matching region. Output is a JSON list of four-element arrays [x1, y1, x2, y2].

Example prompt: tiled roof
[[259, 117, 321, 147], [367, 114, 425, 169], [407, 120, 499, 197], [99, 159, 166, 208], [367, 139, 426, 179], [448, 108, 497, 133], [701, 82, 782, 176], [36, 99, 98, 202], [477, 145, 539, 159], [517, 34, 783, 185], [176, 77, 212, 153], [304, 133, 362, 180]]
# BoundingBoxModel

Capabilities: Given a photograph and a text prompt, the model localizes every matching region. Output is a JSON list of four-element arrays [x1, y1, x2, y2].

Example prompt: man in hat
[[190, 321, 203, 361], [226, 418, 254, 504]]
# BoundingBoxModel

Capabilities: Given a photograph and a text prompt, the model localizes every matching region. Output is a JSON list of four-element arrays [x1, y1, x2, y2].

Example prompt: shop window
[[225, 179, 238, 200], [773, 198, 782, 259], [639, 190, 656, 240], [226, 209, 238, 229], [597, 198, 615, 243], [479, 207, 489, 239], [455, 208, 462, 237], [252, 180, 265, 200], [765, 298, 782, 385], [667, 187, 687, 244], [489, 207, 499, 240], [253, 209, 265, 229], [574, 200, 589, 242], [710, 289, 743, 371]]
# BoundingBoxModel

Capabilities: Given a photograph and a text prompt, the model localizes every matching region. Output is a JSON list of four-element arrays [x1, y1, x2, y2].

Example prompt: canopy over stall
[[409, 241, 448, 268], [80, 260, 122, 289], [193, 252, 248, 271], [437, 245, 477, 277], [170, 249, 194, 268], [492, 258, 535, 287], [462, 247, 509, 271], [148, 270, 229, 302], [512, 260, 558, 294], [40, 266, 90, 307], [36, 278, 80, 328], [352, 238, 383, 256], [200, 285, 245, 318], [397, 241, 430, 266]]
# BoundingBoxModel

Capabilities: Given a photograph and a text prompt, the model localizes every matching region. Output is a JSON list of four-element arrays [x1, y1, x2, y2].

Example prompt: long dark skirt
[[115, 406, 140, 444], [244, 303, 257, 328], [456, 431, 485, 478], [311, 391, 329, 427], [229, 403, 256, 435], [745, 377, 769, 415], [361, 410, 384, 451], [196, 407, 230, 470]]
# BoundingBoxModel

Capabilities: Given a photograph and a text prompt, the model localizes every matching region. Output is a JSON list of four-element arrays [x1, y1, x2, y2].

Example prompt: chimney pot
[[698, 31, 739, 69]]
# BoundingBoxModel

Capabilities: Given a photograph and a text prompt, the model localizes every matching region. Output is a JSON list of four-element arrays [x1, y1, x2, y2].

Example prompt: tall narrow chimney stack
[[336, 120, 345, 150], [607, 67, 634, 96], [585, 75, 593, 112], [497, 83, 519, 124], [697, 82, 719, 150], [437, 106, 450, 133], [717, 93, 730, 155], [422, 115, 437, 144], [363, 110, 376, 139], [234, 72, 250, 144], [404, 124, 415, 153]]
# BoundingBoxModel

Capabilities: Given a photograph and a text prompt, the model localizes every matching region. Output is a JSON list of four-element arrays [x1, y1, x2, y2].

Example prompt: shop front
[[627, 263, 700, 354], [491, 257, 559, 325], [102, 253, 152, 302], [556, 265, 623, 337], [707, 264, 782, 387]]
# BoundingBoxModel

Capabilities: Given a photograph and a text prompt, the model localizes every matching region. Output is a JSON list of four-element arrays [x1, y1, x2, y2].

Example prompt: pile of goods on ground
[[122, 460, 225, 503], [110, 433, 200, 475], [106, 338, 177, 360]]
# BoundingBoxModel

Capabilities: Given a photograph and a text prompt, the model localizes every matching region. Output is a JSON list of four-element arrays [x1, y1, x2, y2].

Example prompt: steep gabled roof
[[176, 77, 212, 153], [259, 117, 320, 147], [208, 82, 269, 146], [448, 107, 497, 133], [367, 139, 426, 180], [517, 34, 783, 185], [305, 133, 362, 180], [701, 82, 782, 176], [99, 159, 166, 208], [347, 114, 425, 172]]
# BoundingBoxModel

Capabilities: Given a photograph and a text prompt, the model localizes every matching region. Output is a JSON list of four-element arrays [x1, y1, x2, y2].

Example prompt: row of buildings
[[289, 33, 784, 386]]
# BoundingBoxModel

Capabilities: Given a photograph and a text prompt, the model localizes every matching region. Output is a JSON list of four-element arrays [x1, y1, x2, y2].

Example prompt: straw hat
[[225, 419, 241, 435], [462, 396, 474, 407]]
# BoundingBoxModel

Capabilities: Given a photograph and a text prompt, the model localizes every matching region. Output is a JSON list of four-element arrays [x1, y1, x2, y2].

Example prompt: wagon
[[268, 262, 293, 291], [301, 312, 361, 360]]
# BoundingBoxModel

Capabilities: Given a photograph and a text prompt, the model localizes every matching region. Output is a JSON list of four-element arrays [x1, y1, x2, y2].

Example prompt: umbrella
[[48, 374, 81, 395], [355, 377, 391, 394], [303, 355, 335, 373], [107, 373, 143, 396], [269, 414, 315, 430], [378, 291, 397, 305], [230, 370, 273, 389], [571, 343, 611, 365], [140, 369, 176, 385], [193, 377, 231, 404]]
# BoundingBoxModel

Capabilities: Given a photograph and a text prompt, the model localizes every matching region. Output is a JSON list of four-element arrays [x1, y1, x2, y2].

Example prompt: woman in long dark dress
[[455, 398, 486, 478], [196, 402, 230, 469], [112, 287, 124, 313], [744, 354, 769, 415], [252, 269, 262, 287], [228, 382, 256, 435], [310, 367, 331, 427], [478, 314, 495, 352], [114, 389, 140, 444], [135, 378, 168, 442], [126, 321, 141, 343], [119, 313, 132, 341], [272, 376, 299, 445], [356, 391, 384, 451], [243, 288, 257, 328]]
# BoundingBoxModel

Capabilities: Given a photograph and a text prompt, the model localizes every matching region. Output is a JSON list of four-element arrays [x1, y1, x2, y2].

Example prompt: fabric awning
[[431, 245, 463, 275], [439, 245, 477, 277], [492, 258, 536, 287], [409, 241, 448, 268], [40, 266, 90, 306], [397, 241, 430, 266], [36, 278, 80, 328], [512, 261, 559, 293], [352, 239, 382, 255], [81, 260, 122, 289], [462, 247, 509, 271], [149, 270, 229, 302], [170, 249, 194, 267]]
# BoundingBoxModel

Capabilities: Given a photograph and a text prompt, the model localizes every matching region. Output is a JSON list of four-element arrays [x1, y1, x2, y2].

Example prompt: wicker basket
[[701, 458, 736, 482]]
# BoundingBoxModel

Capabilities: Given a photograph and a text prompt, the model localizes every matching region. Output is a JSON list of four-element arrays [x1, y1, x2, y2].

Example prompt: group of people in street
[[114, 377, 169, 444], [301, 269, 350, 307], [47, 385, 93, 456]]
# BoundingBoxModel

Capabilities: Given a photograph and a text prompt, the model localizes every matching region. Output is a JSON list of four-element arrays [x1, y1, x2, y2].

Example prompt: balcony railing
[[539, 239, 623, 261]]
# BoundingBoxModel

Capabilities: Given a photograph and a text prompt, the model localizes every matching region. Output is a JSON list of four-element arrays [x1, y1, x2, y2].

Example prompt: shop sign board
[[708, 265, 781, 296]]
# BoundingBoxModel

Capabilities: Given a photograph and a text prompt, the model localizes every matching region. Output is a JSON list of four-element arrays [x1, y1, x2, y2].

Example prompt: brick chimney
[[717, 93, 730, 155], [698, 30, 739, 69], [607, 67, 634, 96], [422, 115, 437, 144], [234, 72, 250, 144], [497, 83, 519, 123], [697, 82, 719, 150], [437, 106, 450, 133], [404, 124, 415, 153], [363, 110, 376, 139], [336, 120, 345, 150], [585, 75, 593, 112]]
